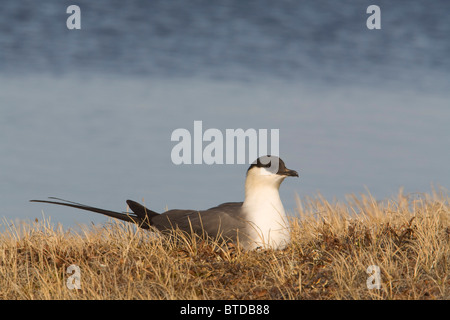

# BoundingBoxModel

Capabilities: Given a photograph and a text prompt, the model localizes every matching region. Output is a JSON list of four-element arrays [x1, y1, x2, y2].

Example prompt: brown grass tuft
[[1, 189, 448, 299]]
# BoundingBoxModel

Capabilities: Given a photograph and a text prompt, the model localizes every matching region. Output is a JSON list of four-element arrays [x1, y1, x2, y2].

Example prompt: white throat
[[242, 167, 291, 249]]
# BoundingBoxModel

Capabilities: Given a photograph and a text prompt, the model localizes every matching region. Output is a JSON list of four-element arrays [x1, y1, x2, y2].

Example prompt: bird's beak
[[283, 168, 299, 177]]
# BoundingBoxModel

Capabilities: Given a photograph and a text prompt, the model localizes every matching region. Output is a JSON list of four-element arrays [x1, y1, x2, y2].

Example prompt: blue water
[[1, 0, 449, 228]]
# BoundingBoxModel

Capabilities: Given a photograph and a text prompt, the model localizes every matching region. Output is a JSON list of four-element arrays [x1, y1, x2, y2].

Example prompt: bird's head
[[246, 155, 299, 190]]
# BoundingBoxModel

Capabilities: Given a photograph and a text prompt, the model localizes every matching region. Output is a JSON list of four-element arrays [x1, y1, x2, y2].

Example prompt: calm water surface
[[1, 0, 449, 227]]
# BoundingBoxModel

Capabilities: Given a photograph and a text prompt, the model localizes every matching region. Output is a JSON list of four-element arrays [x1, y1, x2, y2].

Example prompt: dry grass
[[1, 189, 448, 299]]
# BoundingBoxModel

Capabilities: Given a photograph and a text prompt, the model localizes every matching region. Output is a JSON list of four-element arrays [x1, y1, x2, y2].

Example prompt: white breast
[[242, 179, 291, 249], [240, 166, 292, 249]]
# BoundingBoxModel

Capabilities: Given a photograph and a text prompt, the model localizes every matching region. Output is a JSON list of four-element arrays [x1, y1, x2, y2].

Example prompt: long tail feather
[[30, 198, 151, 229]]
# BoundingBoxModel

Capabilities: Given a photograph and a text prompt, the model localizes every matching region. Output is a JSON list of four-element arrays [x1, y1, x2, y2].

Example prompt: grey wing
[[150, 202, 247, 241]]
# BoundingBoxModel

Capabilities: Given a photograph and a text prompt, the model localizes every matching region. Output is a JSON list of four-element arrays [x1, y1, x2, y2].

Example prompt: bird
[[30, 155, 298, 250]]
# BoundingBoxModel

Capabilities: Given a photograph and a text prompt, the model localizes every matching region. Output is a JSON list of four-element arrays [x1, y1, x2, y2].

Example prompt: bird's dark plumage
[[30, 198, 248, 243]]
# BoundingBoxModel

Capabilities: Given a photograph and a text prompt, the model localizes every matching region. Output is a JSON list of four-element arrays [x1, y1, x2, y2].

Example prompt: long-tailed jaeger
[[31, 155, 299, 250]]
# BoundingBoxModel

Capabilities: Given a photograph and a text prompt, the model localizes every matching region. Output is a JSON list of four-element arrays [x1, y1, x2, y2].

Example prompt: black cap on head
[[247, 155, 299, 177]]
